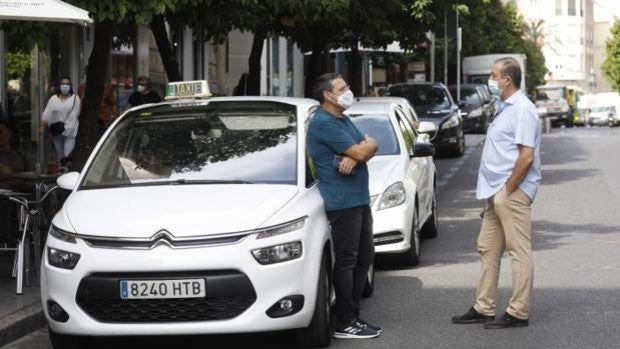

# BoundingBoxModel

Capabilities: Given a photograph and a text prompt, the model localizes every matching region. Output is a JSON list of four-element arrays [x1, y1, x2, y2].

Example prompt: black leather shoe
[[484, 312, 529, 329], [452, 307, 495, 324]]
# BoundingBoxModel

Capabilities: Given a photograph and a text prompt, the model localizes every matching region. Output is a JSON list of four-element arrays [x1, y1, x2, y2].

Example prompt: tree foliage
[[602, 21, 620, 92], [458, 0, 546, 91]]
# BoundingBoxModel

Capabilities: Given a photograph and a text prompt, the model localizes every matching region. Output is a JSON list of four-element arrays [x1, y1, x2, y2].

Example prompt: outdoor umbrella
[[0, 0, 92, 25]]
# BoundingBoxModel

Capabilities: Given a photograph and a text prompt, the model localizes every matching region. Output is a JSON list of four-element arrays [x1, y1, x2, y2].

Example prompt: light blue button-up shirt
[[476, 90, 541, 201]]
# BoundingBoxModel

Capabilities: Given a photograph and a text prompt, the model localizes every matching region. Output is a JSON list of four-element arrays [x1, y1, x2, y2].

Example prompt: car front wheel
[[297, 252, 332, 348], [421, 188, 439, 239], [362, 261, 375, 298]]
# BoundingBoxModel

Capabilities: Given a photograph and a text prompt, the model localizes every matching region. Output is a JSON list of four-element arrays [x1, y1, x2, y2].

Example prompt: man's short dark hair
[[312, 73, 341, 103], [495, 57, 522, 89]]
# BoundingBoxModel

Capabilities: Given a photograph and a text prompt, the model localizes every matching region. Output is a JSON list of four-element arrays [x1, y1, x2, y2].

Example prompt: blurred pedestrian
[[39, 76, 81, 167], [307, 73, 381, 339], [128, 76, 162, 107], [452, 57, 541, 329]]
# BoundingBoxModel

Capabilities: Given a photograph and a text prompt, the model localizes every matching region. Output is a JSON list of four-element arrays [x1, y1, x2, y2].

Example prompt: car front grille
[[75, 270, 256, 323], [77, 295, 256, 323]]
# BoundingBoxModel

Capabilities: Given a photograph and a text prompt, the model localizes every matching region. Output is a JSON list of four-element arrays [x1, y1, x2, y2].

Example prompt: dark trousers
[[326, 205, 374, 326]]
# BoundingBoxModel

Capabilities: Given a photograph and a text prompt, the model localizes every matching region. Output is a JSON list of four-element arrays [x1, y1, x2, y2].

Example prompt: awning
[[0, 0, 92, 25]]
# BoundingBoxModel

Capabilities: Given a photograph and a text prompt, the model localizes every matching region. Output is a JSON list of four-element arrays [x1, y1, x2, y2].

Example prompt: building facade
[[509, 0, 594, 90]]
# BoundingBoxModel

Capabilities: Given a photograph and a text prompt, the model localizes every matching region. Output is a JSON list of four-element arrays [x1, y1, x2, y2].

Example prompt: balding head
[[494, 57, 522, 90]]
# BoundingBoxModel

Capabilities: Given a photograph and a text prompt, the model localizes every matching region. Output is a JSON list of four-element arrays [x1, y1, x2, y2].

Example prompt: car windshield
[[449, 87, 480, 106], [591, 106, 613, 113], [389, 85, 451, 116], [536, 87, 566, 101], [348, 114, 400, 156], [81, 101, 298, 189]]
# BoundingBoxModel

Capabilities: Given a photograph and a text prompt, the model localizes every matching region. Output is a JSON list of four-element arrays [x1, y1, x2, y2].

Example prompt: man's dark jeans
[[326, 205, 374, 326]]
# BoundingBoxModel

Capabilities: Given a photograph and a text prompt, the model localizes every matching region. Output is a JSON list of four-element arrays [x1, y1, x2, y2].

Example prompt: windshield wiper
[[166, 179, 255, 185]]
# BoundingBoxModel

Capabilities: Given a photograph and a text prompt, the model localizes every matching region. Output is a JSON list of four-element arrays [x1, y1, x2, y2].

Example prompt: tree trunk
[[150, 14, 182, 82], [348, 45, 363, 96], [69, 19, 113, 171], [245, 28, 267, 96], [304, 38, 329, 98]]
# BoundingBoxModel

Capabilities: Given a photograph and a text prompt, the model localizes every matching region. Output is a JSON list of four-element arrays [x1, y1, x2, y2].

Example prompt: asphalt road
[[6, 127, 620, 349]]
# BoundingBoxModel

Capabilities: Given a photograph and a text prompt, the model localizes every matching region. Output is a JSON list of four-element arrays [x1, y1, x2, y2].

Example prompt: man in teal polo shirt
[[307, 73, 381, 339], [452, 57, 541, 329]]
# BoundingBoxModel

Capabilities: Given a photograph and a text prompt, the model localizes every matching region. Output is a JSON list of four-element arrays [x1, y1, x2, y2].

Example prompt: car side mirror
[[458, 100, 468, 109], [412, 141, 435, 158], [57, 172, 81, 190]]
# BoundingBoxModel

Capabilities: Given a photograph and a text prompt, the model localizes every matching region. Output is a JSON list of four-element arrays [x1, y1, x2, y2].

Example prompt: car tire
[[362, 261, 375, 298], [297, 252, 332, 348], [399, 205, 420, 266], [49, 327, 86, 349], [420, 188, 439, 239]]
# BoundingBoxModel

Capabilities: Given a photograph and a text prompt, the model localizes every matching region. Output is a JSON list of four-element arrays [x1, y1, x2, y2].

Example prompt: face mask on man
[[488, 79, 503, 98], [59, 84, 71, 95], [137, 84, 146, 93], [336, 90, 355, 109]]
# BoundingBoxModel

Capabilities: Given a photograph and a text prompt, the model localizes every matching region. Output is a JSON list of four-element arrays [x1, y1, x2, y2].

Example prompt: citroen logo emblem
[[149, 230, 175, 248]]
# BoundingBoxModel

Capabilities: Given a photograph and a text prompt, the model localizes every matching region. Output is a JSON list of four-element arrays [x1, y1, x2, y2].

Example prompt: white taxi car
[[346, 101, 438, 267], [42, 81, 334, 348]]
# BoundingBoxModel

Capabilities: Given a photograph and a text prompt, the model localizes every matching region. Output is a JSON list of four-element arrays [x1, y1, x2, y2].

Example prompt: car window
[[394, 109, 417, 156], [349, 113, 400, 156], [305, 106, 317, 187], [81, 101, 299, 188]]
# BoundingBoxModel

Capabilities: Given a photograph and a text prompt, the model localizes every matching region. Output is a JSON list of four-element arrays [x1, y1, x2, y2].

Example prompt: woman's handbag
[[48, 95, 76, 137], [49, 121, 65, 136]]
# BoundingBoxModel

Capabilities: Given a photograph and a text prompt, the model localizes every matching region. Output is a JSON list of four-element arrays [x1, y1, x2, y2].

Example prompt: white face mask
[[488, 79, 503, 98], [337, 90, 355, 109], [137, 85, 146, 93]]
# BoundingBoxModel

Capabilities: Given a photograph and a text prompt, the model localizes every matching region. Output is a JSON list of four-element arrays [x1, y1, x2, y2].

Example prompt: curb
[[0, 303, 46, 347]]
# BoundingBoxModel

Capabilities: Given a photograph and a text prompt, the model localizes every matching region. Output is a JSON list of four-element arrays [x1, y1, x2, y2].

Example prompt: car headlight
[[47, 247, 81, 270], [49, 225, 77, 244], [468, 109, 482, 118], [255, 217, 306, 239], [252, 241, 303, 265], [441, 114, 460, 129], [369, 195, 378, 207], [378, 182, 406, 210]]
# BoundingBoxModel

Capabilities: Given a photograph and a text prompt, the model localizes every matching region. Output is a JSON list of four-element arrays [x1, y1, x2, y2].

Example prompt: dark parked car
[[388, 82, 465, 157], [449, 84, 489, 133]]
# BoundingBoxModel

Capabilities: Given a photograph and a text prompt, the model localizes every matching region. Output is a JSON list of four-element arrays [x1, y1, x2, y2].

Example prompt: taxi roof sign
[[165, 80, 212, 100]]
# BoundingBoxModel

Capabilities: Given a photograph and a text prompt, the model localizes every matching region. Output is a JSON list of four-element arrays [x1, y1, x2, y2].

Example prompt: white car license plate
[[120, 279, 206, 299]]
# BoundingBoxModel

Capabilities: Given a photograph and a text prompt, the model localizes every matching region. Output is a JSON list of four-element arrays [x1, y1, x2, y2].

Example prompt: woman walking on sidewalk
[[39, 76, 81, 169]]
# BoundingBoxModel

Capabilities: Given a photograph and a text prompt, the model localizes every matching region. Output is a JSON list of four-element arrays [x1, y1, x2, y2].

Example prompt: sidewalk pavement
[[0, 254, 46, 347]]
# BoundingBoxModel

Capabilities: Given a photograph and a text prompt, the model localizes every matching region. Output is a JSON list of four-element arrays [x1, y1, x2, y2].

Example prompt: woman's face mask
[[59, 84, 71, 95]]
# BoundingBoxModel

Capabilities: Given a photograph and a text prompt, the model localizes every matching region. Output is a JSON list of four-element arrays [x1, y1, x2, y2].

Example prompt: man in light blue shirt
[[453, 57, 541, 329]]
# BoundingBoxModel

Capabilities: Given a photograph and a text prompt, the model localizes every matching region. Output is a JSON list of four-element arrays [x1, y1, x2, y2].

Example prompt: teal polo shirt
[[307, 107, 370, 211]]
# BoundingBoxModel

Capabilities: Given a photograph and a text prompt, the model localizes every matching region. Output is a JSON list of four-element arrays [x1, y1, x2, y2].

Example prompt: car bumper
[[462, 116, 485, 132], [42, 230, 326, 336], [371, 203, 412, 254], [430, 127, 462, 151]]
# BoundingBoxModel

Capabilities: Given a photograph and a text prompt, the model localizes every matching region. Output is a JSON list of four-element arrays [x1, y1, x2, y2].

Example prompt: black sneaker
[[356, 319, 382, 334], [484, 312, 529, 329], [452, 307, 495, 324], [334, 320, 380, 339]]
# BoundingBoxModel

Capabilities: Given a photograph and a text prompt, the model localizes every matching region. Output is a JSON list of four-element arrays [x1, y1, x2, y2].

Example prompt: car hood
[[367, 155, 401, 196], [63, 185, 298, 238]]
